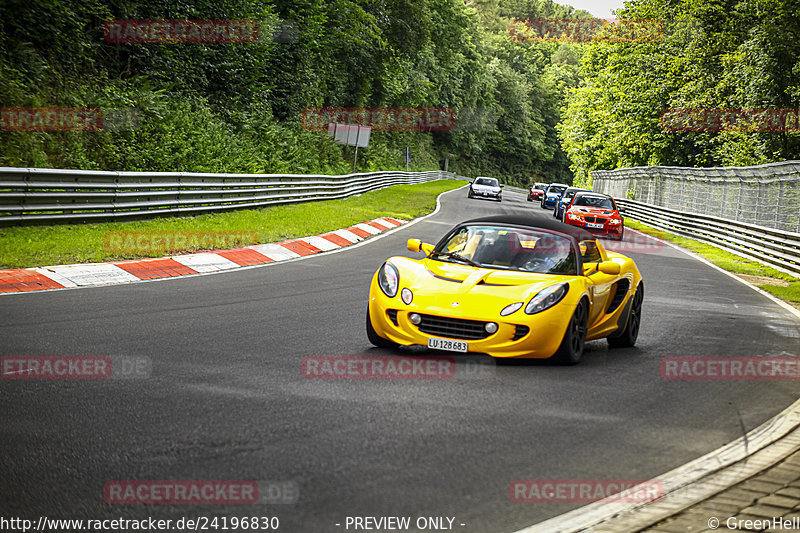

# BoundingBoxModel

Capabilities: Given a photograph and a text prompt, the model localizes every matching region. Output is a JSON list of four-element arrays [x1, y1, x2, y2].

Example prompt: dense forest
[[0, 0, 585, 184], [558, 0, 800, 184], [1, 0, 798, 186]]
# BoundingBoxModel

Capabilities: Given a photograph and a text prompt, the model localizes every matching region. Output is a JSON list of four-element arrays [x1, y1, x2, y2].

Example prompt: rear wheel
[[608, 284, 643, 348], [366, 307, 396, 348], [551, 300, 588, 365]]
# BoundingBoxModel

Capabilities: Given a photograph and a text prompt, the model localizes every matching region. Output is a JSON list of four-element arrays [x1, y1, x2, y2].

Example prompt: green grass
[[626, 219, 800, 307], [0, 180, 465, 269]]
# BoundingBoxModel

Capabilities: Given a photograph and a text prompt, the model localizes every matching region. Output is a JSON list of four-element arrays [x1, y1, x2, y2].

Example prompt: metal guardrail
[[592, 161, 800, 233], [0, 168, 461, 226], [616, 198, 800, 277]]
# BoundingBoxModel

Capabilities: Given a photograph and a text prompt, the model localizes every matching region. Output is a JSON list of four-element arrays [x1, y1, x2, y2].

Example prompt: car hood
[[393, 256, 569, 295], [571, 207, 617, 216], [472, 184, 500, 191], [387, 258, 576, 317]]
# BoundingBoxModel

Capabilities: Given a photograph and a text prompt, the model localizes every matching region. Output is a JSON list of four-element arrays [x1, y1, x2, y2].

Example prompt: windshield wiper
[[433, 251, 481, 268]]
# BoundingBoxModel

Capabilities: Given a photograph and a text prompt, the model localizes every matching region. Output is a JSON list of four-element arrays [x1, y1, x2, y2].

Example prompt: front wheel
[[550, 300, 588, 365], [366, 307, 396, 348], [608, 284, 643, 348]]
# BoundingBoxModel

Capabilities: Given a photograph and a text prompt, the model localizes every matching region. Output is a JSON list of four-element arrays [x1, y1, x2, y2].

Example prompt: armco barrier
[[0, 168, 462, 226], [591, 161, 800, 234], [615, 198, 800, 277]]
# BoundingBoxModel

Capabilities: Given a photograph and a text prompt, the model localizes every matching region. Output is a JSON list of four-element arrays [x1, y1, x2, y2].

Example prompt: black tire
[[527, 196, 532, 202], [366, 308, 396, 348], [550, 300, 588, 365], [468, 190, 474, 198], [608, 284, 643, 348]]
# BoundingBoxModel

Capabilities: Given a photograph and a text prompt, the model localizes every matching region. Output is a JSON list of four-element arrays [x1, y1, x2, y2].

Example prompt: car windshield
[[548, 186, 567, 194], [431, 225, 577, 275], [475, 178, 498, 186], [534, 184, 546, 190], [563, 189, 581, 199], [573, 195, 615, 209]]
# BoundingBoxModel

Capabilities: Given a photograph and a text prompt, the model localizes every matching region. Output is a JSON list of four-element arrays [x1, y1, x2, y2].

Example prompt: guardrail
[[616, 198, 800, 277], [592, 161, 800, 234], [0, 168, 461, 226]]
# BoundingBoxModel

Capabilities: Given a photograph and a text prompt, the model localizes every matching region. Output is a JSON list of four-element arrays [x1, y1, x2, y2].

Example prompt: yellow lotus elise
[[366, 215, 644, 364]]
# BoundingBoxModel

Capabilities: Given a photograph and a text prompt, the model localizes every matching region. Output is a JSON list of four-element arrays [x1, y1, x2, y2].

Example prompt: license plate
[[427, 337, 468, 353], [587, 222, 604, 229]]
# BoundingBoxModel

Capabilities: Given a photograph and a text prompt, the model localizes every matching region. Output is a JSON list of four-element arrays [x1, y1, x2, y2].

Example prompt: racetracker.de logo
[[103, 20, 259, 43], [301, 355, 456, 379], [659, 108, 800, 132], [1, 356, 151, 380], [661, 357, 800, 380], [300, 107, 457, 132], [1, 108, 102, 131], [103, 480, 298, 504], [509, 18, 663, 43], [601, 232, 664, 254], [509, 479, 664, 503], [103, 230, 258, 254]]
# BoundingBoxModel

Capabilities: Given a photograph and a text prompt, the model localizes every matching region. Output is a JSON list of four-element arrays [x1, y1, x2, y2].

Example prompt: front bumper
[[543, 197, 559, 207], [565, 218, 624, 238], [368, 293, 572, 359], [471, 189, 501, 200]]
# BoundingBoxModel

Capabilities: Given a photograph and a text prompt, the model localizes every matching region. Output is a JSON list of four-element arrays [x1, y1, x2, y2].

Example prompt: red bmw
[[563, 192, 624, 241]]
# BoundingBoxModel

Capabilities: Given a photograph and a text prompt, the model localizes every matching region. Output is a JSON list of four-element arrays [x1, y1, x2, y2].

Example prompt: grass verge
[[626, 219, 800, 309], [0, 180, 465, 269]]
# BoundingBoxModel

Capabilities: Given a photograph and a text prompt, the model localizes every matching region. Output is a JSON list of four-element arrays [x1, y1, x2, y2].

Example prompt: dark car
[[554, 187, 590, 221], [541, 183, 568, 209], [468, 176, 503, 201]]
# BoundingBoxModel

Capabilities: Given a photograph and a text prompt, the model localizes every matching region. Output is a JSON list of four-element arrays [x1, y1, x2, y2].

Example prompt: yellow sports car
[[366, 215, 644, 364]]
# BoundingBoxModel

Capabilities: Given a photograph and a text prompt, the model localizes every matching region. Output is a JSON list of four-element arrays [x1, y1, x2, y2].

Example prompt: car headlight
[[567, 213, 581, 221], [378, 262, 399, 297], [525, 283, 569, 315], [401, 287, 413, 304], [608, 218, 623, 225], [500, 302, 523, 316]]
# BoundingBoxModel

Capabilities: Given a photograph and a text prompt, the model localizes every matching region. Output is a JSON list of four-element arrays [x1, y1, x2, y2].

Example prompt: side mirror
[[500, 184, 505, 188], [407, 238, 434, 256], [598, 261, 621, 275]]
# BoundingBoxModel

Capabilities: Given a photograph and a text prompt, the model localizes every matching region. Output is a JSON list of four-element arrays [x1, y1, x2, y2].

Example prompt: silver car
[[468, 176, 503, 201]]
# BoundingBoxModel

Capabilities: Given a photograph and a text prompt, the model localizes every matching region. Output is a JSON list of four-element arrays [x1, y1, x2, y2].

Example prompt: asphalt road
[[2, 188, 799, 532]]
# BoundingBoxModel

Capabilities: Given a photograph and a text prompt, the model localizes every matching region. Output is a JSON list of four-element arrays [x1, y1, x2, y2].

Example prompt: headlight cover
[[567, 213, 581, 221], [525, 283, 569, 315], [378, 262, 400, 297], [500, 302, 524, 316]]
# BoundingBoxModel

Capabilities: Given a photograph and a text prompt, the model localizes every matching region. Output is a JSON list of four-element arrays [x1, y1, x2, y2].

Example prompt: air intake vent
[[606, 279, 630, 313], [512, 325, 529, 340], [417, 314, 490, 340]]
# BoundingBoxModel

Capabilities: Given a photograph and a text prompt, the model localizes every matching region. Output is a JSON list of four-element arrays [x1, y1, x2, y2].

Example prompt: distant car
[[527, 182, 547, 202], [468, 177, 503, 202], [541, 183, 568, 209], [563, 192, 624, 241], [554, 187, 590, 221]]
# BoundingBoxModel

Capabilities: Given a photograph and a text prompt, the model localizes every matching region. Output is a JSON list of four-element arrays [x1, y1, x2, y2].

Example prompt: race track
[[2, 187, 799, 532]]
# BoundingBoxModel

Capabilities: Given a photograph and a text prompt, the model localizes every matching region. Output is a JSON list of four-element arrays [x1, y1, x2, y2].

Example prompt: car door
[[579, 239, 616, 328]]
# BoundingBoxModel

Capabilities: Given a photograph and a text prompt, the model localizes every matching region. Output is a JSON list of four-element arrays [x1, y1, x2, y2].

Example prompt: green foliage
[[0, 0, 586, 186], [558, 0, 800, 176]]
